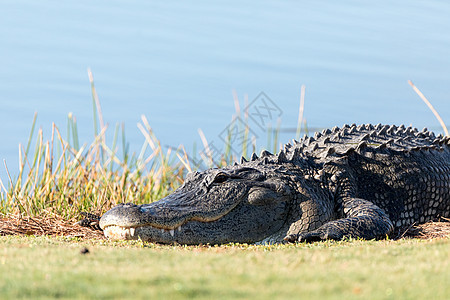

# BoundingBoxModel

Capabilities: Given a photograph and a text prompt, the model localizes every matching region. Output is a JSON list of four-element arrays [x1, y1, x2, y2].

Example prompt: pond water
[[1, 1, 450, 180]]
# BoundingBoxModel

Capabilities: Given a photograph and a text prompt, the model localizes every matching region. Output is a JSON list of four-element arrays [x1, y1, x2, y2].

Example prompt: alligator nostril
[[140, 206, 157, 215]]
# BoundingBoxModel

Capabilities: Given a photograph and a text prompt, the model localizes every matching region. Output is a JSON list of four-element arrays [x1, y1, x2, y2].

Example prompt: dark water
[[1, 1, 450, 181]]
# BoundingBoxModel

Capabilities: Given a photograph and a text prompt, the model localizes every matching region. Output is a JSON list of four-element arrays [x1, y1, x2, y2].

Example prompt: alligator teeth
[[130, 227, 135, 236], [152, 225, 184, 236]]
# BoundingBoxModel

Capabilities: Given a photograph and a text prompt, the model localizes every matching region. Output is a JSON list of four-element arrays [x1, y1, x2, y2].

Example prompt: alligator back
[[284, 124, 450, 233]]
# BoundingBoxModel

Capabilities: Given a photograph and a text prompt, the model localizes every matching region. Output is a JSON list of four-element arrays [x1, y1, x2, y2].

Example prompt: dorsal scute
[[251, 153, 258, 161], [260, 150, 272, 158], [233, 124, 447, 166], [282, 123, 445, 160]]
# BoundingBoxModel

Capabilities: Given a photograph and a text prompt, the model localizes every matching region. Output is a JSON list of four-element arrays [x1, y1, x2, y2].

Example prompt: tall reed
[[0, 77, 187, 219]]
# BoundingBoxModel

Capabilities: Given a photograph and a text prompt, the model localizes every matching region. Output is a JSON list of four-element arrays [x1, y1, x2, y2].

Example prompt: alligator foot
[[284, 228, 344, 243], [286, 216, 394, 243], [75, 212, 102, 231]]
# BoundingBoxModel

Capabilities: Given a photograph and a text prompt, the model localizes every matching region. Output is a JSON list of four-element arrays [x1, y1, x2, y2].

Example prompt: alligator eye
[[213, 173, 229, 184]]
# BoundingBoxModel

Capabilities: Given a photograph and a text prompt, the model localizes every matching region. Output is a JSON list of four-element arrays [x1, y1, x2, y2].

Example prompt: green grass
[[0, 235, 449, 299]]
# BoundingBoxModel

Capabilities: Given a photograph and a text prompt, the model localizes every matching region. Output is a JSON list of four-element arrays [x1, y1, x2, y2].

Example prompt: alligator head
[[99, 165, 294, 244]]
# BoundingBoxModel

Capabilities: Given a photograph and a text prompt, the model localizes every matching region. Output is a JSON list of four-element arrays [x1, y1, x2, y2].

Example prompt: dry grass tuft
[[403, 218, 450, 240], [0, 213, 104, 239]]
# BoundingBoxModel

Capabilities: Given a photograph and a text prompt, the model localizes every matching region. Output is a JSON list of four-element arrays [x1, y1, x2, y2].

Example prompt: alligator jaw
[[103, 225, 137, 240], [103, 224, 183, 241], [99, 200, 239, 243]]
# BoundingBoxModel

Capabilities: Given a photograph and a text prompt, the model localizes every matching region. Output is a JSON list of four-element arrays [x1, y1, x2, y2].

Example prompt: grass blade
[[408, 80, 448, 136]]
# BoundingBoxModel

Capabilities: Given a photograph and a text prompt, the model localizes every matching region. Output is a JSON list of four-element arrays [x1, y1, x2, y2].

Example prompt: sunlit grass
[[0, 235, 448, 299]]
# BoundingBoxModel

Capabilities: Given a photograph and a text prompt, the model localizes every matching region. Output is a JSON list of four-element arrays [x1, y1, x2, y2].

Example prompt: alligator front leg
[[284, 198, 394, 242]]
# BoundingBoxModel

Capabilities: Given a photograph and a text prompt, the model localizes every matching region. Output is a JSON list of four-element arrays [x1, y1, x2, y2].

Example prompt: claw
[[284, 231, 327, 243], [297, 232, 324, 243], [283, 234, 299, 243]]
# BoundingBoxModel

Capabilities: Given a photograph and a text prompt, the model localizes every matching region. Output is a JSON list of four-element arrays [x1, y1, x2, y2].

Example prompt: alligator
[[98, 124, 450, 244]]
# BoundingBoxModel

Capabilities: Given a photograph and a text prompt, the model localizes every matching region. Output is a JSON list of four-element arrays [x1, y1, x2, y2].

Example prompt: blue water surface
[[1, 0, 449, 182]]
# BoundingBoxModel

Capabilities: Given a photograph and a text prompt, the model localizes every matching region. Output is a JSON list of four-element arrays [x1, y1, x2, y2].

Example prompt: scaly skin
[[99, 124, 450, 244]]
